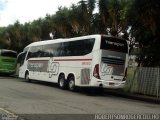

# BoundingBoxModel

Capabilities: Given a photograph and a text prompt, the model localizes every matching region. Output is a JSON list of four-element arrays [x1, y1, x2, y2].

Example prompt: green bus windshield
[[1, 50, 17, 58]]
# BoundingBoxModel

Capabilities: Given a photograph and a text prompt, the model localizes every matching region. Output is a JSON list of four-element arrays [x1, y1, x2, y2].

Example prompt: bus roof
[[24, 34, 99, 48], [24, 34, 123, 49], [0, 49, 17, 54]]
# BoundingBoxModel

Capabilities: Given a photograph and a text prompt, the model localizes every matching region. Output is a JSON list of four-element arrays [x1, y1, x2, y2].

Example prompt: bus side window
[[20, 54, 25, 66], [62, 42, 70, 56], [17, 52, 27, 66], [43, 44, 54, 57], [37, 49, 42, 57], [52, 43, 61, 57], [26, 51, 31, 60]]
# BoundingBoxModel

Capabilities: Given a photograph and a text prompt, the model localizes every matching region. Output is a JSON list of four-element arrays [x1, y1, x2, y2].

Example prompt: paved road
[[0, 77, 160, 119]]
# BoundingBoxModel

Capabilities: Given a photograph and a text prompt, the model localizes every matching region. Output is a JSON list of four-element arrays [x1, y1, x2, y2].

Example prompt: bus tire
[[25, 72, 31, 82], [68, 76, 75, 91], [58, 74, 67, 89]]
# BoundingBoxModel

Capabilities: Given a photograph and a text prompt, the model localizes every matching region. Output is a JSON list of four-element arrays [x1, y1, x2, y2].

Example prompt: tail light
[[93, 64, 100, 79]]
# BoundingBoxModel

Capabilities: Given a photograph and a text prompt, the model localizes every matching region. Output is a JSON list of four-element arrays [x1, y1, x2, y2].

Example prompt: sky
[[0, 0, 80, 27]]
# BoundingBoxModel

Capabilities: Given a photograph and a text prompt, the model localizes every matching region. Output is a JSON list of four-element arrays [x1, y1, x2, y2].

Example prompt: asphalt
[[0, 76, 159, 120], [0, 75, 159, 104]]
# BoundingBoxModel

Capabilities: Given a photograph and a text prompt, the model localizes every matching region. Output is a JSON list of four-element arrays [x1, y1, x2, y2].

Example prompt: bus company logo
[[27, 60, 48, 72], [30, 62, 43, 69], [82, 62, 91, 65], [106, 41, 124, 47], [50, 62, 58, 73], [48, 60, 59, 78], [101, 64, 113, 76]]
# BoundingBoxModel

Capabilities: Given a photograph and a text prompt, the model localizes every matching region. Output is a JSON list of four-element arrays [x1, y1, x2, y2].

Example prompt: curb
[[0, 108, 23, 120], [104, 89, 160, 104]]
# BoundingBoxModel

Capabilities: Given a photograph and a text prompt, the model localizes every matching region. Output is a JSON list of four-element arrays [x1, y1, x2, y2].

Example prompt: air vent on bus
[[102, 57, 125, 65], [81, 68, 90, 84]]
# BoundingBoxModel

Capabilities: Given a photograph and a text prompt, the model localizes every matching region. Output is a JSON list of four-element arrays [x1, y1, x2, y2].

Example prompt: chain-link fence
[[124, 67, 160, 98]]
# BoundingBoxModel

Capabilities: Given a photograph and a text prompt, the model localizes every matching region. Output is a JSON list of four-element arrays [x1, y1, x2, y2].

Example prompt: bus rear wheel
[[68, 76, 75, 91], [58, 74, 67, 89]]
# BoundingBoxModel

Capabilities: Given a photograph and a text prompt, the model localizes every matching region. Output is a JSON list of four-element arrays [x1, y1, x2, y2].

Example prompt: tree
[[52, 7, 72, 38], [0, 0, 159, 67], [98, 0, 130, 36], [41, 15, 55, 40], [98, 0, 110, 34], [0, 27, 10, 48], [129, 0, 160, 66], [6, 21, 24, 51]]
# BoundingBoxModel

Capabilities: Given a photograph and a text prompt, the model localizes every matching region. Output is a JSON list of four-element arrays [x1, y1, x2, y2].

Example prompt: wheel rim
[[69, 79, 75, 90], [59, 77, 65, 88]]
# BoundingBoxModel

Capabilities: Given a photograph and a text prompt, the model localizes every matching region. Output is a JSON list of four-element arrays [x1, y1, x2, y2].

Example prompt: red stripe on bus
[[54, 59, 92, 61], [28, 60, 49, 62]]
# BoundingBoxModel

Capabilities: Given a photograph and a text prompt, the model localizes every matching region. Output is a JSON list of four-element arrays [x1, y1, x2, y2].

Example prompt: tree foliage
[[0, 0, 159, 66], [129, 0, 160, 66]]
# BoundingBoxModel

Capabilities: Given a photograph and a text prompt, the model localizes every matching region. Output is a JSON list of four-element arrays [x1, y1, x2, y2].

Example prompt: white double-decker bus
[[18, 34, 128, 91]]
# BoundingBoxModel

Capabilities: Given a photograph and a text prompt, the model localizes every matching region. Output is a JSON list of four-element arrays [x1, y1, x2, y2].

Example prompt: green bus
[[0, 49, 17, 74]]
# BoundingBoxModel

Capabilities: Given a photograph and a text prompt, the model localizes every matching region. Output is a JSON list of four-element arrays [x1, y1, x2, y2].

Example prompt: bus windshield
[[101, 36, 128, 53], [1, 50, 17, 58]]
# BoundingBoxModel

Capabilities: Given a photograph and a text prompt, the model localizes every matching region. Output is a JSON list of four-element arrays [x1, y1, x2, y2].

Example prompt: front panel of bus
[[92, 36, 128, 89], [18, 47, 29, 78], [0, 50, 17, 74]]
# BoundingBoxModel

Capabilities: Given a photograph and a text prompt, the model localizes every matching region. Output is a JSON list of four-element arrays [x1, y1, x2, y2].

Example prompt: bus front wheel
[[25, 72, 31, 82]]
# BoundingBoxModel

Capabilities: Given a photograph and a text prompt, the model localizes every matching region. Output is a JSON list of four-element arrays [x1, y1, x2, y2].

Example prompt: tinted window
[[1, 50, 17, 58], [27, 46, 43, 59], [26, 38, 95, 58], [60, 39, 95, 56], [101, 36, 128, 53], [40, 43, 62, 57], [51, 43, 62, 57], [17, 52, 27, 66], [42, 44, 53, 57]]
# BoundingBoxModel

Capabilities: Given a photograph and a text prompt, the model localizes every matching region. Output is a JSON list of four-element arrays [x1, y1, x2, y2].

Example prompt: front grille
[[102, 57, 125, 65]]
